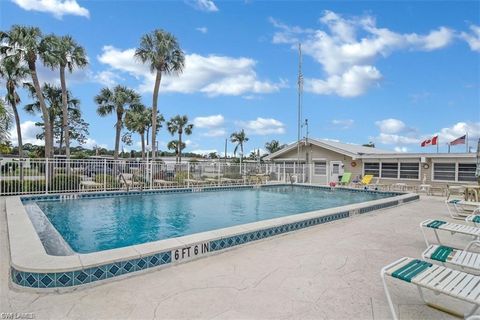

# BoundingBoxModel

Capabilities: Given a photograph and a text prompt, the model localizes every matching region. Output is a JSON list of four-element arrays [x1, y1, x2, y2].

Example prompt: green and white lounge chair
[[381, 257, 480, 319], [467, 214, 480, 227], [446, 199, 480, 220], [339, 172, 352, 185], [421, 219, 480, 247], [422, 241, 480, 274]]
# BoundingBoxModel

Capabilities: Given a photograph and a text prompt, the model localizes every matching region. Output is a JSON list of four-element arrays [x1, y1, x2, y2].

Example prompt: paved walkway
[[0, 196, 472, 319]]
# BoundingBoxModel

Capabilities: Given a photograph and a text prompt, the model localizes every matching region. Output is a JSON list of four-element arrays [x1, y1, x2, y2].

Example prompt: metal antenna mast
[[296, 43, 303, 165]]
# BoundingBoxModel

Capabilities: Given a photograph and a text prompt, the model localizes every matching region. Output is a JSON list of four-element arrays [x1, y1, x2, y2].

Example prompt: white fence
[[0, 158, 310, 196]]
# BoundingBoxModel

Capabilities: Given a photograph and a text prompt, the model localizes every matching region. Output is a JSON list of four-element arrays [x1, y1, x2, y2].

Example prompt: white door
[[329, 161, 343, 182]]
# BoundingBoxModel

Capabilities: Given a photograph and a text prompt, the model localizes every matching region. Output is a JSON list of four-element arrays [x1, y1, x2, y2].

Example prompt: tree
[[265, 140, 284, 154], [94, 85, 141, 159], [135, 29, 185, 159], [0, 99, 12, 144], [39, 35, 88, 159], [167, 115, 193, 163], [0, 56, 29, 157], [24, 83, 86, 153], [1, 26, 54, 157], [124, 105, 164, 160], [230, 129, 249, 170], [167, 140, 185, 162]]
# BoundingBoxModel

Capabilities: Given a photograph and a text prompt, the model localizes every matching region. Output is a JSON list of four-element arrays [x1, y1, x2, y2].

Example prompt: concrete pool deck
[[0, 196, 473, 319]]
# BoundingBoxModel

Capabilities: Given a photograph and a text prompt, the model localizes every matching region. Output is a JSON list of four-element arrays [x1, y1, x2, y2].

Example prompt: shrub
[[174, 171, 188, 184], [51, 174, 82, 191], [95, 174, 120, 189]]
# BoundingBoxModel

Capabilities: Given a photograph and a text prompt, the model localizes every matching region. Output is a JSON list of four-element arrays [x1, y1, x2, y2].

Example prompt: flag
[[449, 135, 466, 146], [421, 136, 438, 147]]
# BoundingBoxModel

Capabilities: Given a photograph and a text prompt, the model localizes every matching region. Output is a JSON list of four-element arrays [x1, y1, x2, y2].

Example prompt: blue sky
[[1, 0, 479, 155]]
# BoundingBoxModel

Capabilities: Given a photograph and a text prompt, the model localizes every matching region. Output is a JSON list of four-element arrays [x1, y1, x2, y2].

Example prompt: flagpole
[[448, 143, 450, 153], [466, 132, 469, 153]]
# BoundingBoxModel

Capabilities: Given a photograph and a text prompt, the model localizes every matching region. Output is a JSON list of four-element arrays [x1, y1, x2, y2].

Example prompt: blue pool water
[[34, 186, 393, 253]]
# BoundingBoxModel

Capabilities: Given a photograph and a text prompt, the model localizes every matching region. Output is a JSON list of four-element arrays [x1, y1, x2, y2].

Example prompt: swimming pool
[[9, 185, 418, 290], [33, 185, 393, 253]]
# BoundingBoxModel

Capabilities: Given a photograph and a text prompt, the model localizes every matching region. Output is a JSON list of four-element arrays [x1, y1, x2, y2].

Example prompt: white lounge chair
[[420, 219, 480, 247], [422, 241, 480, 274], [382, 257, 480, 319], [447, 199, 480, 219], [467, 214, 480, 227]]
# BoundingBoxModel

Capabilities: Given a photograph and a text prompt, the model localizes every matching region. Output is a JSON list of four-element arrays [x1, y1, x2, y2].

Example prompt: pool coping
[[6, 184, 419, 291]]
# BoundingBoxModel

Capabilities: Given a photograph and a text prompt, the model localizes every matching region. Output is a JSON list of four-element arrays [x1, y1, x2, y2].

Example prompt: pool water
[[34, 186, 393, 253]]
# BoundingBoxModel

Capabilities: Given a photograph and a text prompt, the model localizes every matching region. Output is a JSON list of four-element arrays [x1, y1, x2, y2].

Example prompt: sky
[[1, 0, 479, 155]]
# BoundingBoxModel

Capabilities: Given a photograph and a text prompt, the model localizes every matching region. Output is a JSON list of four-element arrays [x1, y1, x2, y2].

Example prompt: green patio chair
[[339, 172, 352, 185]]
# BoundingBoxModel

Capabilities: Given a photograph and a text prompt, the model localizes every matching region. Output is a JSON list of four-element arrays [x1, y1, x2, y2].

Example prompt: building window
[[458, 163, 477, 182], [400, 163, 419, 180], [433, 163, 456, 181], [381, 162, 398, 178], [314, 161, 327, 175], [284, 163, 295, 174], [364, 162, 380, 177]]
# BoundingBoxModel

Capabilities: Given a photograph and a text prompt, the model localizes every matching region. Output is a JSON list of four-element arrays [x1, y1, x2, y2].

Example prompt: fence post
[[149, 160, 153, 190], [45, 158, 49, 194], [187, 163, 190, 188], [103, 159, 107, 192]]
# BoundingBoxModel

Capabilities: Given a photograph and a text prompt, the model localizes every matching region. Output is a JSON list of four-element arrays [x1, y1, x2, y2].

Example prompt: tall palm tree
[[0, 25, 53, 157], [167, 140, 185, 163], [167, 115, 193, 163], [0, 56, 28, 157], [125, 106, 164, 160], [135, 29, 185, 159], [39, 35, 88, 159], [265, 140, 282, 154], [24, 83, 80, 153], [230, 129, 249, 169], [0, 99, 12, 144], [94, 85, 141, 159]]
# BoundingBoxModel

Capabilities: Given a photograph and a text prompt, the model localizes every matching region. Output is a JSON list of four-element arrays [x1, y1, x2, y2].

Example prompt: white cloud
[[375, 118, 406, 134], [186, 0, 218, 12], [460, 25, 480, 52], [377, 133, 419, 145], [196, 27, 208, 34], [203, 128, 226, 137], [305, 65, 382, 97], [331, 119, 354, 129], [97, 46, 285, 96], [8, 120, 43, 146], [92, 70, 124, 87], [438, 122, 480, 142], [193, 115, 224, 128], [394, 146, 408, 153], [12, 0, 90, 19], [81, 138, 107, 149], [271, 11, 455, 97], [239, 117, 286, 135]]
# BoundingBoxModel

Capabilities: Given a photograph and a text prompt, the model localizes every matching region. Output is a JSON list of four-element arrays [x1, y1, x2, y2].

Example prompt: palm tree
[[167, 115, 193, 163], [0, 99, 12, 144], [0, 56, 28, 157], [230, 129, 249, 169], [125, 106, 164, 160], [94, 85, 141, 159], [39, 35, 88, 159], [167, 140, 186, 162], [135, 29, 185, 159], [0, 25, 53, 157], [24, 83, 80, 153], [265, 140, 283, 154]]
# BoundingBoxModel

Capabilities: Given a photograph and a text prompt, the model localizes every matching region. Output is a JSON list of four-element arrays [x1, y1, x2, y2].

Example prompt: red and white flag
[[421, 136, 438, 147]]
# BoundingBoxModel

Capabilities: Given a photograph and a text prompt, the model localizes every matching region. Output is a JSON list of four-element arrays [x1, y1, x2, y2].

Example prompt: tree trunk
[[151, 70, 162, 159], [28, 60, 52, 158], [60, 66, 70, 159], [11, 99, 22, 157], [140, 132, 145, 160], [59, 128, 64, 154], [114, 112, 122, 159], [178, 132, 182, 164]]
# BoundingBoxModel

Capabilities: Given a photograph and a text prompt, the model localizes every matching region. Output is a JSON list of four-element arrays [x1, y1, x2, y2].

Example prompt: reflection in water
[[36, 186, 392, 253]]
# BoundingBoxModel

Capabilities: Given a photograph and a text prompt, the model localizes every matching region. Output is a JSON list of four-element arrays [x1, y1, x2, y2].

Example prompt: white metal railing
[[0, 158, 307, 196]]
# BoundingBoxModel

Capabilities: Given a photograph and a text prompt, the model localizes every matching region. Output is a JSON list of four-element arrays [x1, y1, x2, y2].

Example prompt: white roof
[[264, 138, 474, 160]]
